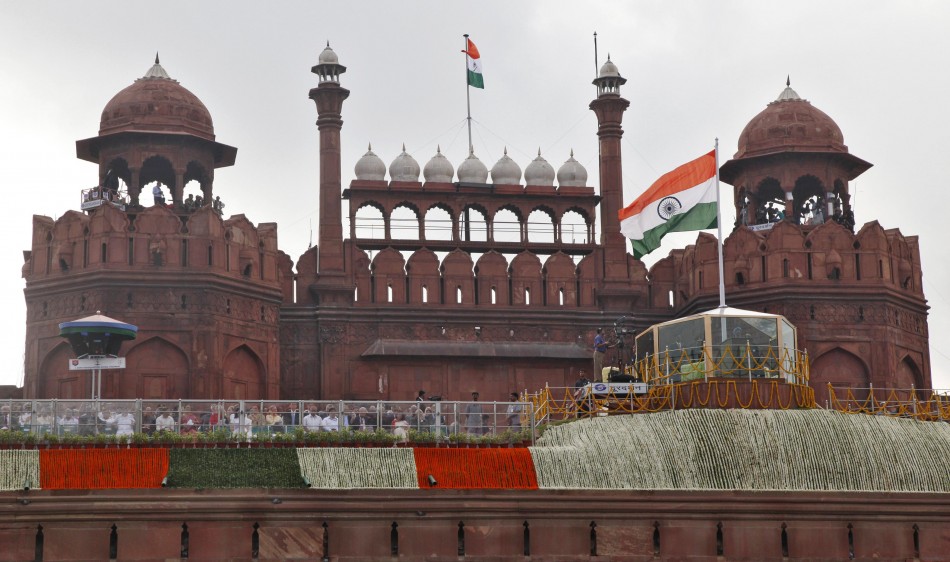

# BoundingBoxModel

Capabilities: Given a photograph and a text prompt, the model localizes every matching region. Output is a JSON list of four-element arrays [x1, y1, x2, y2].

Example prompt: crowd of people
[[0, 395, 528, 439]]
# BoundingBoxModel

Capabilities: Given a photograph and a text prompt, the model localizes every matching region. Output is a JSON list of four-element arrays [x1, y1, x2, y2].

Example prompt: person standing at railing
[[593, 329, 617, 382], [114, 409, 136, 437], [506, 393, 523, 429], [465, 392, 484, 435], [155, 408, 176, 433], [283, 403, 300, 428], [302, 409, 323, 433], [152, 184, 165, 206]]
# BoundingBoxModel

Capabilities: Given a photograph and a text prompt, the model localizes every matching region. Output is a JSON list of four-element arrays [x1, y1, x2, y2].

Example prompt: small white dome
[[319, 43, 339, 65], [524, 149, 555, 186], [599, 56, 620, 78], [354, 143, 386, 181], [556, 149, 588, 187], [389, 144, 420, 182], [423, 146, 455, 183], [490, 147, 522, 185], [457, 149, 489, 183]]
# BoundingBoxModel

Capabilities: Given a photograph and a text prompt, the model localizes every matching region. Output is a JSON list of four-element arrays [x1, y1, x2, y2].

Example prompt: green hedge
[[167, 448, 306, 489]]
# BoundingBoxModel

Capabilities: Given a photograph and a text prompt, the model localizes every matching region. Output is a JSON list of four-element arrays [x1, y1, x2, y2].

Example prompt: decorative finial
[[401, 142, 406, 152], [436, 145, 442, 154], [367, 142, 372, 151], [570, 148, 574, 157], [607, 53, 611, 61], [786, 75, 790, 87], [537, 148, 542, 157], [155, 52, 160, 65], [503, 147, 508, 156]]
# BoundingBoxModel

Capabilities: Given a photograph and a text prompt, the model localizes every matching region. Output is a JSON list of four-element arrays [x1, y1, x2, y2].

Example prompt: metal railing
[[634, 344, 809, 385], [527, 378, 816, 425], [827, 385, 950, 421], [0, 399, 535, 444]]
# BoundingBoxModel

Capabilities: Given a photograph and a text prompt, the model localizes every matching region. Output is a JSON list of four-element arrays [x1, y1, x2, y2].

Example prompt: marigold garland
[[297, 447, 418, 489], [166, 448, 305, 488], [412, 448, 539, 489], [0, 450, 40, 491], [39, 448, 168, 490]]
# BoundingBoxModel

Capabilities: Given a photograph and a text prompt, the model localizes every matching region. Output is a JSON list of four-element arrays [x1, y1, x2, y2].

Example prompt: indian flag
[[465, 38, 484, 89], [619, 149, 719, 259]]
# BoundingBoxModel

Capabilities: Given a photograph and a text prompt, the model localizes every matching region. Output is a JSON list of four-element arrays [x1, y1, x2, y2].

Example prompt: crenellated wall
[[23, 204, 283, 400]]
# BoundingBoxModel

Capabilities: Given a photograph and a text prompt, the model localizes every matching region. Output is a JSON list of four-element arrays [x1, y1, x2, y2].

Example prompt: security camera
[[427, 474, 437, 487]]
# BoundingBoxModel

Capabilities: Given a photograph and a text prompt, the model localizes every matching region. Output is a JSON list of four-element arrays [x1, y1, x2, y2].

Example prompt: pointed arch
[[38, 342, 86, 399], [222, 344, 265, 400], [894, 355, 923, 390], [810, 347, 870, 406], [124, 337, 190, 399]]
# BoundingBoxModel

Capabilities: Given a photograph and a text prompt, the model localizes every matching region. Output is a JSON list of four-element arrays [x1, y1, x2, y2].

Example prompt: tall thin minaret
[[589, 56, 637, 307], [309, 43, 351, 304]]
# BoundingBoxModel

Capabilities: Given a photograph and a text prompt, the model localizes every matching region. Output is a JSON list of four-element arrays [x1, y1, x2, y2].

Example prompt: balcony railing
[[0, 399, 535, 446], [827, 386, 950, 421], [633, 344, 810, 385]]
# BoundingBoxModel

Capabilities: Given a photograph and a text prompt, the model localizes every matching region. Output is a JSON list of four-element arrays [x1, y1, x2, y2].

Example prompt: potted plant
[[131, 432, 150, 448], [61, 432, 82, 449], [0, 429, 23, 449], [43, 433, 60, 449]]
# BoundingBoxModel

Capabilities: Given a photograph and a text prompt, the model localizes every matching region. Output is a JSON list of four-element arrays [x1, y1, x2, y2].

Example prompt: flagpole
[[464, 34, 473, 152], [714, 138, 727, 309]]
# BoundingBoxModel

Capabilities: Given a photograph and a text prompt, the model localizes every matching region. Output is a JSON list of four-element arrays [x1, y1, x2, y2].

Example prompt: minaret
[[589, 56, 638, 308], [308, 43, 352, 304]]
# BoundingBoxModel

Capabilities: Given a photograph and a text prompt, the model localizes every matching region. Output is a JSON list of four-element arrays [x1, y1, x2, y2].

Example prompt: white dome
[[490, 147, 522, 185], [457, 149, 489, 183], [319, 43, 339, 65], [423, 146, 454, 183], [524, 149, 555, 186], [556, 149, 588, 187], [389, 144, 421, 182], [599, 56, 620, 78], [354, 143, 386, 181]]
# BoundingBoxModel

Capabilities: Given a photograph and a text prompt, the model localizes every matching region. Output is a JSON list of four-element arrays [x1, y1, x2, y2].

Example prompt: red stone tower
[[653, 80, 931, 403], [22, 58, 283, 400]]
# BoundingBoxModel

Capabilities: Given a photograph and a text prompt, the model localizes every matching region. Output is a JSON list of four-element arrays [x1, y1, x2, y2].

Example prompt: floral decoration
[[39, 448, 168, 490], [297, 447, 418, 489], [530, 409, 950, 491], [0, 450, 40, 491], [412, 448, 539, 489]]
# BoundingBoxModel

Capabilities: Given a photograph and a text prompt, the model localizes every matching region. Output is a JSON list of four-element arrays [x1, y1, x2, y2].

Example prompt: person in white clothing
[[114, 410, 136, 436], [59, 409, 79, 434], [302, 410, 323, 433], [155, 410, 176, 432], [322, 410, 341, 432], [229, 410, 251, 437]]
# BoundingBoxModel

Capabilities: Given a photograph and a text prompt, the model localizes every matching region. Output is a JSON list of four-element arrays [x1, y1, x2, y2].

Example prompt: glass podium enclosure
[[634, 307, 807, 385]]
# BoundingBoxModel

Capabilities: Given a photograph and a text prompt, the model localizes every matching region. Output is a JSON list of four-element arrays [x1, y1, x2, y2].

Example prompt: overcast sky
[[1, 1, 947, 390]]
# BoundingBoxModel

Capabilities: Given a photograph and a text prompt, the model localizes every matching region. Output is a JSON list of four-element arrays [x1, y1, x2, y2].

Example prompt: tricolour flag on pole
[[465, 38, 484, 89], [619, 149, 718, 259]]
